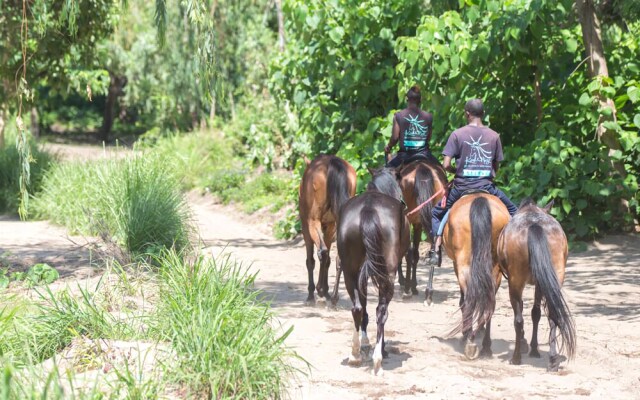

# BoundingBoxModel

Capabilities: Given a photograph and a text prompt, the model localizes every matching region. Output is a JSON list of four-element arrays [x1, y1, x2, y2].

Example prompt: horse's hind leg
[[548, 319, 560, 371], [529, 284, 542, 358], [303, 228, 316, 304], [480, 318, 493, 358], [347, 286, 365, 366], [373, 280, 392, 376], [509, 283, 525, 365], [410, 225, 420, 296], [330, 255, 342, 307], [318, 224, 335, 301]]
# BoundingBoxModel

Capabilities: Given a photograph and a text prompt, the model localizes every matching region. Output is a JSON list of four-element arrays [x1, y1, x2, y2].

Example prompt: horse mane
[[367, 168, 402, 200], [519, 197, 537, 208]]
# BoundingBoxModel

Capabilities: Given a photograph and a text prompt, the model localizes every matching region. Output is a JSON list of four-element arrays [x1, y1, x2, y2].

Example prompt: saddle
[[459, 188, 491, 197], [401, 152, 437, 166]]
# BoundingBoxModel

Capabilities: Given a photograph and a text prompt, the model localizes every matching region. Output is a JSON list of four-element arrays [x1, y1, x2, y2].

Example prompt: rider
[[384, 85, 438, 167], [428, 98, 518, 265]]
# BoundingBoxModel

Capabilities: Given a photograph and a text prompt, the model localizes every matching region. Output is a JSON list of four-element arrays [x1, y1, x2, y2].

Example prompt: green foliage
[[0, 125, 55, 214], [390, 0, 640, 238], [151, 250, 304, 398], [272, 0, 426, 160], [31, 154, 193, 256]]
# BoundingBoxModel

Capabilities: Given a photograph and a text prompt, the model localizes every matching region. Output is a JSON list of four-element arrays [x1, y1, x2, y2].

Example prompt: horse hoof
[[464, 342, 479, 360], [305, 296, 315, 306], [423, 300, 432, 307], [316, 296, 327, 305], [402, 291, 413, 300], [412, 287, 419, 295], [547, 356, 560, 372], [510, 356, 522, 365], [372, 363, 384, 377], [348, 354, 362, 366], [529, 349, 541, 358], [479, 348, 493, 358]]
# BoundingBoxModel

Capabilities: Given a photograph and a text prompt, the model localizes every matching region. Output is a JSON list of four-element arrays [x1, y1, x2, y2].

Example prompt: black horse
[[336, 167, 410, 376]]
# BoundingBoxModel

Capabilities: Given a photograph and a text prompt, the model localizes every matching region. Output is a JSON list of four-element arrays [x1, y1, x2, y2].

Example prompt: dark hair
[[464, 98, 484, 117], [406, 85, 421, 104]]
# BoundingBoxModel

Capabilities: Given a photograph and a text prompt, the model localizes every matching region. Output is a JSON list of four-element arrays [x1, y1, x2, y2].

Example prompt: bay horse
[[497, 198, 576, 371], [337, 168, 410, 376], [443, 193, 509, 359], [299, 155, 356, 304], [396, 159, 447, 302]]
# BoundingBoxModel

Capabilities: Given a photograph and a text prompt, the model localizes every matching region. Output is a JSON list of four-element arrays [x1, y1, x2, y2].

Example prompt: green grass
[[31, 153, 193, 257], [152, 250, 304, 399]]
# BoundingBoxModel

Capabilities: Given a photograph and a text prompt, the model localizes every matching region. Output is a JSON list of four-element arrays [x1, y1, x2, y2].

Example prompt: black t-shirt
[[395, 106, 433, 153], [442, 125, 504, 190]]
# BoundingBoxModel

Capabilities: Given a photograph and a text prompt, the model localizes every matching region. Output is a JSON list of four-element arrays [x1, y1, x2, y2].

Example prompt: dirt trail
[[189, 194, 640, 400], [1, 143, 639, 399]]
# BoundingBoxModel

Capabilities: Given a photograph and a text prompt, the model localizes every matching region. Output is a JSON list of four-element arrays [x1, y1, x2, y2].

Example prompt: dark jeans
[[386, 150, 438, 168], [431, 184, 518, 238]]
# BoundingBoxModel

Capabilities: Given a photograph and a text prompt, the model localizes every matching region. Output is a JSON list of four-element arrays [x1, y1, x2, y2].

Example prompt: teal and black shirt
[[395, 106, 433, 153]]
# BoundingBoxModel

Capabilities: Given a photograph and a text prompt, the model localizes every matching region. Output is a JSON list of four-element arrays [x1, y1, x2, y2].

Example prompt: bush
[[151, 250, 303, 398], [31, 153, 193, 257]]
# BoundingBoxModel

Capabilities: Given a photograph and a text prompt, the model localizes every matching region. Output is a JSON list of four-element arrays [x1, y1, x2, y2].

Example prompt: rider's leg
[[486, 185, 518, 216], [386, 152, 407, 168], [429, 186, 462, 265]]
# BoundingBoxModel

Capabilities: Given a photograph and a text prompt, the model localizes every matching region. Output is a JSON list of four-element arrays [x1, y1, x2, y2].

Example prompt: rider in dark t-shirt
[[428, 99, 518, 266], [385, 86, 438, 167]]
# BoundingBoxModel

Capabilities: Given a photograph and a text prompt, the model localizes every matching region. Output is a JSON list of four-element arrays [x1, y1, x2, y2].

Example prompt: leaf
[[634, 114, 640, 128], [477, 44, 490, 62], [562, 199, 572, 214], [565, 38, 578, 53], [628, 86, 640, 103], [329, 26, 345, 44], [305, 15, 320, 30], [576, 199, 587, 210], [0, 275, 8, 289], [578, 92, 591, 106]]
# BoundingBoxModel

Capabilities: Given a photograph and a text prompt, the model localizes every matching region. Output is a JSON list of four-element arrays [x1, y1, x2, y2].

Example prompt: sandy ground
[[1, 144, 639, 399]]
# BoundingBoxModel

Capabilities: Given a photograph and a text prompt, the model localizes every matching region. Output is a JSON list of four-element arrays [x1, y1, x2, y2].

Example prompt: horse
[[395, 159, 447, 302], [299, 155, 357, 304], [443, 193, 510, 359], [337, 167, 410, 376], [497, 198, 576, 371]]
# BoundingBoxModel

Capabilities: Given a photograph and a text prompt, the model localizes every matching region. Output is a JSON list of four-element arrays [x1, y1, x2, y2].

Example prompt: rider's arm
[[443, 155, 456, 174], [385, 116, 400, 153]]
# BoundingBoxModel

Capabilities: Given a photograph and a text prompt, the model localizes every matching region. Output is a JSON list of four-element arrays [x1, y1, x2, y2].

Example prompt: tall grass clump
[[142, 130, 238, 190], [152, 250, 303, 399], [32, 153, 193, 256], [0, 284, 137, 366], [0, 128, 55, 214]]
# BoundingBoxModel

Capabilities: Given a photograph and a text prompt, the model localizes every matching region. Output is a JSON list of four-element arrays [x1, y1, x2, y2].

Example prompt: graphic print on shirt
[[402, 114, 428, 151], [463, 135, 492, 177]]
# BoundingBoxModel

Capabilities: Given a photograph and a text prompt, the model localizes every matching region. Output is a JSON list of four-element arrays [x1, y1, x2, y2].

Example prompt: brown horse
[[337, 167, 410, 376], [443, 193, 510, 359], [497, 198, 576, 371], [299, 155, 356, 304], [396, 160, 447, 302]]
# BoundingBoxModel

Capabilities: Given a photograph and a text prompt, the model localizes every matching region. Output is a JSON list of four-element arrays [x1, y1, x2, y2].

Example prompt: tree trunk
[[576, 0, 630, 217], [100, 71, 127, 143], [30, 106, 39, 139], [0, 107, 6, 150], [275, 0, 286, 52]]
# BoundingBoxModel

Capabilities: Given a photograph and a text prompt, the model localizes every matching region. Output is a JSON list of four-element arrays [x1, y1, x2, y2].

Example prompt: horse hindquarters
[[527, 224, 575, 371]]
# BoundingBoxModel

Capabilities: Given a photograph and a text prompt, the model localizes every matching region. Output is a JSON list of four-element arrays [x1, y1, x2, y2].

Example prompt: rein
[[407, 186, 445, 216]]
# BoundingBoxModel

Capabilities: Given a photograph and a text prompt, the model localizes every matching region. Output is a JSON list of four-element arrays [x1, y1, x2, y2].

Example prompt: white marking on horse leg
[[372, 339, 384, 376], [348, 330, 362, 365]]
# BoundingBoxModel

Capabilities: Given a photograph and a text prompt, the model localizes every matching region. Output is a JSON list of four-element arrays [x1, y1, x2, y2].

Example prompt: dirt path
[[1, 142, 639, 398], [189, 195, 640, 400]]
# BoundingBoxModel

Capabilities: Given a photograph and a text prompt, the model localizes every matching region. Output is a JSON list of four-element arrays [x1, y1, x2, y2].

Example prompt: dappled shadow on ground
[[564, 234, 640, 322], [201, 236, 303, 251]]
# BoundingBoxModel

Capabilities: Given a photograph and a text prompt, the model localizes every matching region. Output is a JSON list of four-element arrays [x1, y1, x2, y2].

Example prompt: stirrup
[[427, 248, 441, 266]]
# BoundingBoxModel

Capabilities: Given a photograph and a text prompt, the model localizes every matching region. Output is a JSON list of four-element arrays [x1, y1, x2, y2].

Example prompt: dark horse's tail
[[528, 224, 576, 359], [358, 207, 387, 293], [327, 156, 351, 220], [454, 196, 496, 335], [414, 163, 436, 233]]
